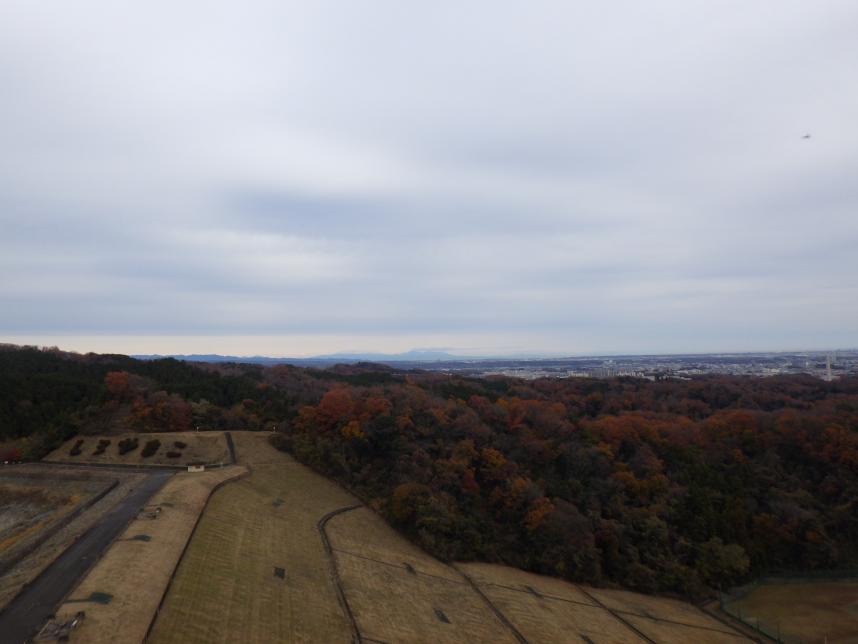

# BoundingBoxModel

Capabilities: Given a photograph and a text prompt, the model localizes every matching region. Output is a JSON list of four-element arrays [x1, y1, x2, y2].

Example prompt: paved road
[[0, 470, 173, 643]]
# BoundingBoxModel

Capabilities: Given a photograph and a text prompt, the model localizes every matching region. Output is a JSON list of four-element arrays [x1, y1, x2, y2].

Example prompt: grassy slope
[[325, 507, 517, 643], [149, 433, 355, 644]]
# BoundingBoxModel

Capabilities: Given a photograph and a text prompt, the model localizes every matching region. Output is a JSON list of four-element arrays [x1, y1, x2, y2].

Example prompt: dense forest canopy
[[2, 344, 857, 598]]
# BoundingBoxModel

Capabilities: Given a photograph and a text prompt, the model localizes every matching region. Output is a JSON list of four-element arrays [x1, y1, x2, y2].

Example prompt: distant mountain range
[[130, 348, 858, 369], [131, 349, 482, 365]]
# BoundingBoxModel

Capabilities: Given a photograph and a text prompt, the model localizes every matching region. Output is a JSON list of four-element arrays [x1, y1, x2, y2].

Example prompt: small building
[[187, 462, 206, 473]]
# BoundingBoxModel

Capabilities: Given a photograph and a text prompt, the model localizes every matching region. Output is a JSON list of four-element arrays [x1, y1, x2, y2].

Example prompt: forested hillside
[[273, 367, 858, 597], [0, 345, 301, 457], [3, 344, 857, 598]]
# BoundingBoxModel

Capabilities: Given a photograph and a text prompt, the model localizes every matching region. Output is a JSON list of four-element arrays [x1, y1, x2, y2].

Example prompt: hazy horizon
[[1, 335, 853, 359], [3, 2, 857, 353]]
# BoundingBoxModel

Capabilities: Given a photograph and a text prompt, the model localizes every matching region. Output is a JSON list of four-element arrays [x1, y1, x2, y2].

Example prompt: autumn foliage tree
[[104, 371, 131, 400]]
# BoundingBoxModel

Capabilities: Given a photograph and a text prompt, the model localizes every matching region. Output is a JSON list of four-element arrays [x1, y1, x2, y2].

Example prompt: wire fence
[[719, 571, 858, 644]]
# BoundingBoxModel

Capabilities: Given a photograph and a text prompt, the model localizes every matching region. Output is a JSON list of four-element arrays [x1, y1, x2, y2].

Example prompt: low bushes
[[165, 450, 182, 458], [69, 439, 84, 456], [118, 437, 139, 455], [141, 439, 161, 458], [173, 440, 187, 449], [93, 439, 111, 455]]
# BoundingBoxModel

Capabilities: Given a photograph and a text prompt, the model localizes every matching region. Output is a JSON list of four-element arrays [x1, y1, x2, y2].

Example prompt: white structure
[[187, 463, 205, 473]]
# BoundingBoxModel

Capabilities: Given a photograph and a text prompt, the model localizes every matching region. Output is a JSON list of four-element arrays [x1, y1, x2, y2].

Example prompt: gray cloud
[[1, 1, 857, 354]]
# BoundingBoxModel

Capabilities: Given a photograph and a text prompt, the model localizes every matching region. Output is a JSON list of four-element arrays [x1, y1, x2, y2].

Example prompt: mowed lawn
[[726, 580, 858, 644], [148, 432, 357, 644]]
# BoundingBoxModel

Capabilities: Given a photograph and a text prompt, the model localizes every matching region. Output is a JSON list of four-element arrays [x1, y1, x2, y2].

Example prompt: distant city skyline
[[2, 2, 857, 353]]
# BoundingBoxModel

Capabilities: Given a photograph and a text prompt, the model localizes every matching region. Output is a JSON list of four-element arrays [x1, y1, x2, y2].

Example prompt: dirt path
[[0, 470, 172, 643]]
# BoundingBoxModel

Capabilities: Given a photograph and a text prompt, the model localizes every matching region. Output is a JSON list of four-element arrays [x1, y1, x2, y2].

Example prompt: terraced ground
[[150, 432, 752, 643]]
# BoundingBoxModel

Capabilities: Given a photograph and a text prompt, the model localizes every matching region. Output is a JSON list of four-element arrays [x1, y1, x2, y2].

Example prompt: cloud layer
[[2, 1, 857, 355]]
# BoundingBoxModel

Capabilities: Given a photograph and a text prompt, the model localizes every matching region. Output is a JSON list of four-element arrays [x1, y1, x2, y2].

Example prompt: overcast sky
[[2, 1, 857, 357]]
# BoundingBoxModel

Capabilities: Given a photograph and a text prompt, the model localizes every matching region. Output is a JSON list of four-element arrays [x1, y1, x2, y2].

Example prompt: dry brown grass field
[[326, 505, 463, 583], [589, 586, 726, 629], [459, 563, 752, 644], [326, 507, 517, 643], [726, 580, 858, 643], [54, 465, 245, 644], [45, 431, 231, 467], [148, 432, 357, 644], [458, 563, 646, 643], [622, 614, 752, 644]]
